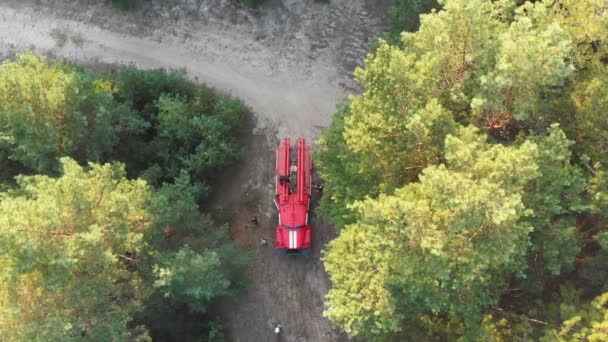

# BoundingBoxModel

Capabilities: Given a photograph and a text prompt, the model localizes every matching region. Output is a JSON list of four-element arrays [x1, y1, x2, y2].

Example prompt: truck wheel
[[300, 248, 312, 256]]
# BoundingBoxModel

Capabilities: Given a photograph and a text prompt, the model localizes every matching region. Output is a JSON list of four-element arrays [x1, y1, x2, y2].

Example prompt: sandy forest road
[[0, 1, 346, 141], [0, 0, 389, 340]]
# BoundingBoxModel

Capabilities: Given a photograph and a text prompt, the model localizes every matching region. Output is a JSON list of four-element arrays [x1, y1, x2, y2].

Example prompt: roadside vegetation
[[317, 0, 608, 340], [0, 52, 250, 341], [111, 0, 136, 11], [239, 0, 263, 6], [385, 0, 440, 44]]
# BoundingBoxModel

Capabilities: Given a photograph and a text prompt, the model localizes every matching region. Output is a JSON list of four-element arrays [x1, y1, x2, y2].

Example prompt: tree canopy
[[318, 0, 608, 339], [0, 159, 151, 341], [0, 52, 144, 174], [0, 53, 249, 341]]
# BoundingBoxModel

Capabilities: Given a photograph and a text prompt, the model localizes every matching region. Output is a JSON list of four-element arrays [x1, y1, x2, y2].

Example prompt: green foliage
[[147, 172, 249, 279], [324, 126, 542, 336], [386, 0, 440, 45], [471, 18, 574, 124], [543, 292, 608, 341], [0, 54, 244, 201], [315, 103, 382, 227], [112, 0, 136, 11], [319, 0, 608, 339], [239, 0, 264, 7], [517, 0, 608, 163], [213, 97, 248, 133], [148, 171, 204, 237], [140, 170, 248, 340], [480, 287, 608, 341], [323, 222, 398, 337], [153, 246, 232, 313], [0, 158, 152, 341], [520, 125, 586, 290], [206, 319, 227, 342], [0, 54, 249, 341], [0, 52, 144, 174], [114, 66, 195, 122], [0, 157, 248, 341], [149, 94, 242, 186], [112, 67, 245, 195], [148, 95, 238, 184]]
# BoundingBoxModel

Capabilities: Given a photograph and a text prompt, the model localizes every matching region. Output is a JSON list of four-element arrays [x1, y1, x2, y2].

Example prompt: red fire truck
[[274, 138, 312, 255]]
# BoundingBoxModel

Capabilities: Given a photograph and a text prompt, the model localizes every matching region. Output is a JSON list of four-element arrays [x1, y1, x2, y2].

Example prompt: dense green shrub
[[0, 52, 146, 174], [0, 53, 250, 341], [115, 66, 195, 121], [239, 0, 263, 7], [0, 56, 247, 200], [385, 0, 440, 45], [111, 0, 136, 11], [112, 66, 246, 194]]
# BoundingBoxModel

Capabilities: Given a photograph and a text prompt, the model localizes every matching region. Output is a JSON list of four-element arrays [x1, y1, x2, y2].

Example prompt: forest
[[1, 0, 607, 341], [0, 52, 250, 340], [317, 0, 608, 340]]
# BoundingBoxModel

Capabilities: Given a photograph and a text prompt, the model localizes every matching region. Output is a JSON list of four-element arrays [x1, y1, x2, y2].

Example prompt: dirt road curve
[[0, 1, 389, 340]]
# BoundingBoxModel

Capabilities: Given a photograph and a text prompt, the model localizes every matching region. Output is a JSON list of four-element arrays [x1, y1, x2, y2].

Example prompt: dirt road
[[0, 0, 389, 340]]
